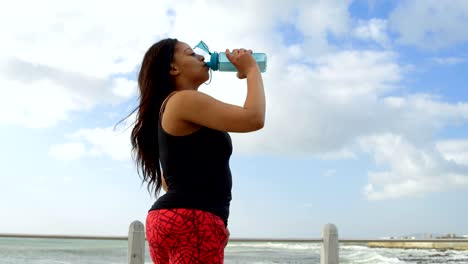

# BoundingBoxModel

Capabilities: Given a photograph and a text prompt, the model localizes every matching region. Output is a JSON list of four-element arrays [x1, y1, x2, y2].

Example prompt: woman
[[130, 38, 265, 263]]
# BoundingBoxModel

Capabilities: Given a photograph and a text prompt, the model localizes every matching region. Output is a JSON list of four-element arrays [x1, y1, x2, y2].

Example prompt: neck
[[174, 79, 200, 91]]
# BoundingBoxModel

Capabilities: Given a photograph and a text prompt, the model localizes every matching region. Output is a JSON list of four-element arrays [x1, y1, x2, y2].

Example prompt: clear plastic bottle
[[194, 41, 267, 73], [215, 52, 267, 72]]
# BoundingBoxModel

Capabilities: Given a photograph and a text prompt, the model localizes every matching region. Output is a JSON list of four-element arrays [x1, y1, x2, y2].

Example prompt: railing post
[[128, 220, 145, 264], [321, 223, 339, 264]]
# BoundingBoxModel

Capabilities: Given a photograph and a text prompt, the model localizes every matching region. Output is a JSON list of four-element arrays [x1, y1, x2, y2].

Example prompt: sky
[[1, 0, 468, 239]]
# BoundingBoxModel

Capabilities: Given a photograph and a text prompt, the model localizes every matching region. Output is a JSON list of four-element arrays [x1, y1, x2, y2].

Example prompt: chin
[[202, 73, 210, 83], [194, 77, 209, 87]]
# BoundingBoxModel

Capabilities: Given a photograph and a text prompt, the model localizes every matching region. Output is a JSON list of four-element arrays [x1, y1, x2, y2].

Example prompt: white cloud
[[230, 49, 403, 155], [316, 149, 357, 160], [0, 58, 138, 128], [353, 19, 390, 47], [295, 0, 352, 56], [49, 142, 86, 160], [0, 0, 171, 128], [389, 0, 468, 49], [70, 126, 133, 161], [112, 77, 138, 98], [432, 57, 466, 65], [436, 140, 468, 165], [167, 0, 353, 61], [49, 112, 135, 161], [360, 134, 468, 200]]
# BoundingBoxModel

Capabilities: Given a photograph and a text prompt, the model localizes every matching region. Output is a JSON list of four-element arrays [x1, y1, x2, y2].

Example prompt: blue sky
[[1, 0, 468, 239]]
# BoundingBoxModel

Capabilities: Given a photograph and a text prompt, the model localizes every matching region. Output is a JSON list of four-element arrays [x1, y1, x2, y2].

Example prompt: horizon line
[[1, 233, 467, 243]]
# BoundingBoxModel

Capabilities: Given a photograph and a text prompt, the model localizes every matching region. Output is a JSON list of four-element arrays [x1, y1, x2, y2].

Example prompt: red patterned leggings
[[146, 209, 229, 264]]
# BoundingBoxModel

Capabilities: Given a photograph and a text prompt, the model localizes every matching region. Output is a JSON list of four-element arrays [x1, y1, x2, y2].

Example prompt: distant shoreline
[[0, 233, 466, 243]]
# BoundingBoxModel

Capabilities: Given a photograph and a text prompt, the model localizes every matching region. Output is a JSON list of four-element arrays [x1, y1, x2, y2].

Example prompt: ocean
[[0, 237, 467, 263]]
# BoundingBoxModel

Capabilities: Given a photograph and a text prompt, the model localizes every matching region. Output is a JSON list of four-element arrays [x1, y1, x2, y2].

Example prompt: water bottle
[[194, 41, 267, 73]]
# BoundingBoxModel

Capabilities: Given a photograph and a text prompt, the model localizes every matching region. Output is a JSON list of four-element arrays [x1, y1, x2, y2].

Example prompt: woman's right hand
[[225, 48, 259, 79]]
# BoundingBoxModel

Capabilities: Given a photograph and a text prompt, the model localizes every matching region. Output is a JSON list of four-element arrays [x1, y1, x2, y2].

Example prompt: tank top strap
[[159, 91, 178, 119]]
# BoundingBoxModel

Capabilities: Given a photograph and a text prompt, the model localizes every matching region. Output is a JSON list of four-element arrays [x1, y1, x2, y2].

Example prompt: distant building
[[438, 234, 462, 239]]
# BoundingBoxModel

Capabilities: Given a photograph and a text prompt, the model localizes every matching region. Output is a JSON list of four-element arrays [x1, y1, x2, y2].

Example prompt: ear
[[169, 63, 180, 76]]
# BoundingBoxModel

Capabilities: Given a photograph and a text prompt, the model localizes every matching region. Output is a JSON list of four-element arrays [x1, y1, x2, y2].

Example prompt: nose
[[197, 54, 205, 61]]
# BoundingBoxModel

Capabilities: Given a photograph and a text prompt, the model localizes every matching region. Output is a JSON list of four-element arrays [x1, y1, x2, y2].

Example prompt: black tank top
[[149, 94, 233, 226]]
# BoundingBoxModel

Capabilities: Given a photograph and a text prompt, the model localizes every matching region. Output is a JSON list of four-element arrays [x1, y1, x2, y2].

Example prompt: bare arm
[[243, 66, 265, 126], [170, 49, 265, 133], [161, 172, 168, 192]]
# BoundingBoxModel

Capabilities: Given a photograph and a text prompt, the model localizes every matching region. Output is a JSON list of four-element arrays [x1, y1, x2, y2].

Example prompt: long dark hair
[[118, 38, 178, 197]]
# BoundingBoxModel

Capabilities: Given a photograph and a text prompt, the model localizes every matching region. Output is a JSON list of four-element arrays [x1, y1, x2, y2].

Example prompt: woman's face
[[171, 41, 209, 87]]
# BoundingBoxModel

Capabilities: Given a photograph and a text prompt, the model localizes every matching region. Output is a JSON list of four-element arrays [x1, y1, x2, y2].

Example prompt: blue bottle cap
[[208, 52, 219, 71], [194, 41, 219, 71], [194, 41, 211, 54]]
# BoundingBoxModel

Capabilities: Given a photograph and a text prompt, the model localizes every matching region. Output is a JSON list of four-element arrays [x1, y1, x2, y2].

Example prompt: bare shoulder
[[170, 89, 214, 104], [167, 89, 263, 133], [168, 89, 225, 116]]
